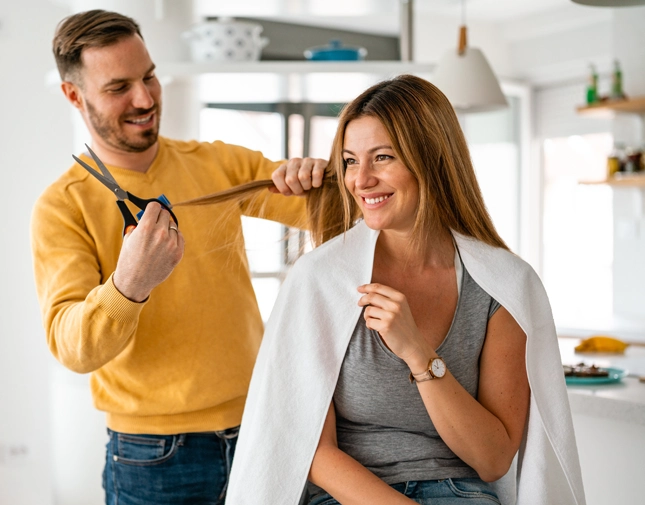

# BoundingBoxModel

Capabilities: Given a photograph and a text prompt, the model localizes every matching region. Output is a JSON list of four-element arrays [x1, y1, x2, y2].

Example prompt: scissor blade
[[72, 154, 123, 198], [85, 143, 118, 184]]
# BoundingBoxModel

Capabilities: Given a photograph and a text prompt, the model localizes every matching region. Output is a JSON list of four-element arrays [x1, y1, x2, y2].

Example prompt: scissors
[[72, 144, 179, 236]]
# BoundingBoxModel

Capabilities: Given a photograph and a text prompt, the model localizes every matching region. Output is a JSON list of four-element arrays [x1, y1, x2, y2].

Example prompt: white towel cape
[[226, 221, 586, 505]]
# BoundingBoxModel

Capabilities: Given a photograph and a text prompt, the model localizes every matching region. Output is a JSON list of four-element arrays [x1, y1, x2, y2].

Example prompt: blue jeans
[[103, 427, 238, 505], [308, 478, 500, 505]]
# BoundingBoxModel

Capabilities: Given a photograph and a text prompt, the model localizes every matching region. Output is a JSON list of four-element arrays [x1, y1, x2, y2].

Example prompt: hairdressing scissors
[[72, 144, 179, 236]]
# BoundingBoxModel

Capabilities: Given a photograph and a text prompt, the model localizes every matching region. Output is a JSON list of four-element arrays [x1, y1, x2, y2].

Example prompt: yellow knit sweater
[[31, 137, 306, 434]]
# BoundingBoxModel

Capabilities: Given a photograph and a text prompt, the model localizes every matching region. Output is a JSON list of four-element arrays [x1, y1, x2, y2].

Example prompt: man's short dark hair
[[53, 9, 143, 82]]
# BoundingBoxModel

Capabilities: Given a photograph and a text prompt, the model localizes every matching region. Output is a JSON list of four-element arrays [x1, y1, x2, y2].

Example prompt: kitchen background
[[1, 0, 644, 503]]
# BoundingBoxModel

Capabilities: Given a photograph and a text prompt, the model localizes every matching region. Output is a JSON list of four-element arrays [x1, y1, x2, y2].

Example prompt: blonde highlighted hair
[[178, 74, 507, 251]]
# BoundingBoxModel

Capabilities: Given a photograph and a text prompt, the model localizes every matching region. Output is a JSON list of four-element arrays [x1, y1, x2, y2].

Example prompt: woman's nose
[[355, 163, 376, 189]]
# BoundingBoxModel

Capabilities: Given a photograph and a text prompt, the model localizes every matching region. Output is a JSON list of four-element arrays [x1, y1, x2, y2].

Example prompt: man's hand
[[270, 157, 327, 196], [113, 202, 185, 302]]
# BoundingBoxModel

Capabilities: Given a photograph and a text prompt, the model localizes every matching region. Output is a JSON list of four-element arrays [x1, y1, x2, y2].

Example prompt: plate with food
[[563, 363, 627, 385]]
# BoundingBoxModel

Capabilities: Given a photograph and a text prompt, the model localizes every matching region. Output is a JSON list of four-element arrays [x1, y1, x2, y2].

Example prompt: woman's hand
[[357, 283, 431, 371]]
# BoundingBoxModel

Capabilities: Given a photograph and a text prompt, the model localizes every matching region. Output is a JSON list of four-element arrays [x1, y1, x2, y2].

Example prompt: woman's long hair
[[177, 75, 508, 252]]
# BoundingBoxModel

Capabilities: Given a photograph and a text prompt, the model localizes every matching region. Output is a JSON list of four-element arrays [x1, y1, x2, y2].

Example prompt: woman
[[304, 83, 528, 504], [188, 75, 585, 505]]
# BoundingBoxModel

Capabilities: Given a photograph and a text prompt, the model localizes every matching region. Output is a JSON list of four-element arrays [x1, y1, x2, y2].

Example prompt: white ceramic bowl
[[182, 18, 269, 62]]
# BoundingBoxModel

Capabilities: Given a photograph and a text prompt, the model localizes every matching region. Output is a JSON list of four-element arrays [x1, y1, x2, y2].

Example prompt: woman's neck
[[376, 228, 455, 272]]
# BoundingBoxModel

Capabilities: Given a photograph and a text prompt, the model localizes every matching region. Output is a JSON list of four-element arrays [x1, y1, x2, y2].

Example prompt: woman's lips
[[362, 193, 392, 206]]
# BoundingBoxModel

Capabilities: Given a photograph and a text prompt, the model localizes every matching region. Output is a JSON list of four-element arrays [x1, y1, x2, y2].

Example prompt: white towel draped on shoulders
[[226, 220, 586, 505]]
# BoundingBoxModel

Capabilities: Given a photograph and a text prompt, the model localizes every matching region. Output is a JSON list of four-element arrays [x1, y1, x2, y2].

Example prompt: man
[[31, 9, 324, 505]]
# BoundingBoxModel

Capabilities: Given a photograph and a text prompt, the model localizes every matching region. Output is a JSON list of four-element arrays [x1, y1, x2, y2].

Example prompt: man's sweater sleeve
[[215, 142, 308, 230], [30, 185, 145, 374]]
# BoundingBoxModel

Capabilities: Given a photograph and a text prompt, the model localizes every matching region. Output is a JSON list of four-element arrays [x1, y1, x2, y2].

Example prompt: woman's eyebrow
[[342, 145, 393, 155]]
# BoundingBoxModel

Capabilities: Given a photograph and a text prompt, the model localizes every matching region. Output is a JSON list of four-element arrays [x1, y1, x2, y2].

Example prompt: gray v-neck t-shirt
[[329, 256, 500, 485]]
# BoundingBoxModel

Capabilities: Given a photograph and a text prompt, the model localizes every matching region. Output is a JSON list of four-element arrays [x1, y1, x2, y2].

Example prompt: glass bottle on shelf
[[586, 64, 598, 105], [611, 60, 625, 101]]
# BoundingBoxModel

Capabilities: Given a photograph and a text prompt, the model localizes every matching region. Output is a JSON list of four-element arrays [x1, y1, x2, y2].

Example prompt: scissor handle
[[116, 200, 139, 235], [131, 194, 179, 226], [118, 194, 179, 236]]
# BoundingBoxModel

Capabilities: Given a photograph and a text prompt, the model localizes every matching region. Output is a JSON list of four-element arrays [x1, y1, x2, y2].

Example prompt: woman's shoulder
[[284, 222, 377, 301], [454, 233, 555, 339], [454, 233, 548, 315], [293, 221, 375, 273], [454, 232, 537, 283]]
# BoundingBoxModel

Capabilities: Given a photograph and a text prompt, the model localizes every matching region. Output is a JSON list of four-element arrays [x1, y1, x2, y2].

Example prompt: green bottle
[[586, 64, 598, 105], [611, 60, 624, 100]]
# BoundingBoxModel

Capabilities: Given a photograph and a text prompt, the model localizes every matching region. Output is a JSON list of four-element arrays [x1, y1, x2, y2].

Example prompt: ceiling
[[195, 0, 605, 36]]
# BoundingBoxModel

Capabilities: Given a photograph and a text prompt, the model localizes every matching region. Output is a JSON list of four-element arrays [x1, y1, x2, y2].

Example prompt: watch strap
[[409, 357, 445, 384], [409, 369, 433, 383]]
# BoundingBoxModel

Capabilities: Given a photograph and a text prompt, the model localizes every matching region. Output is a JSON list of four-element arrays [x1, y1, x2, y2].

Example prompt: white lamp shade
[[432, 47, 508, 113]]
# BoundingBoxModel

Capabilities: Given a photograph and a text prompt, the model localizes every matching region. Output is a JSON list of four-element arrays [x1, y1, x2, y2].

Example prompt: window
[[200, 103, 340, 321], [541, 133, 613, 330]]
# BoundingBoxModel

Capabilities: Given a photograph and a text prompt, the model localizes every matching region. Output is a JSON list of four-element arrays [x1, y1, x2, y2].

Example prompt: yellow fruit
[[574, 335, 629, 353]]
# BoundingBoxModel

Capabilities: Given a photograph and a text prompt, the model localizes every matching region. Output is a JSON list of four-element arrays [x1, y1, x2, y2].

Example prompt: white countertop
[[558, 337, 645, 426]]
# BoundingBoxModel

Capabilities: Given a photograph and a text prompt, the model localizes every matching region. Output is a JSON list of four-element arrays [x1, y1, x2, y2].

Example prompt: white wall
[[0, 1, 71, 504], [505, 4, 613, 87]]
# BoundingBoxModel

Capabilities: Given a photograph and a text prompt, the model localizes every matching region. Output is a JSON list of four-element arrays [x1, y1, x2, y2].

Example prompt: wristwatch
[[409, 357, 447, 383]]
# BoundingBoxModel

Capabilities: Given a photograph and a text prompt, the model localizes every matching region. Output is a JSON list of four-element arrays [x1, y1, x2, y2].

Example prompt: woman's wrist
[[405, 346, 436, 375]]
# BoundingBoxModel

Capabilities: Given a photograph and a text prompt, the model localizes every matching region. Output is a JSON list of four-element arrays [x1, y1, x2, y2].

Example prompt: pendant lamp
[[431, 0, 507, 113], [572, 0, 645, 6]]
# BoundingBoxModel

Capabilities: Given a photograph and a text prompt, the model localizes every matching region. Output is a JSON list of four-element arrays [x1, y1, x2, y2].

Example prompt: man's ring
[[169, 224, 178, 233]]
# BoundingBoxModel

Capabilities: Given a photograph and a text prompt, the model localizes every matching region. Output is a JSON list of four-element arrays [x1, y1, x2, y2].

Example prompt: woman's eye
[[344, 158, 356, 166], [376, 154, 391, 161]]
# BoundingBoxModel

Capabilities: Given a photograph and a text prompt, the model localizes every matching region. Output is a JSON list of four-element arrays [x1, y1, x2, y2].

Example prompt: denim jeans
[[308, 478, 501, 505], [103, 426, 238, 505]]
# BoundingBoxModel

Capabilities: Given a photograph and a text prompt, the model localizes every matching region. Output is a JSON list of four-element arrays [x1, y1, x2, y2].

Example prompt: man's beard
[[86, 100, 161, 153]]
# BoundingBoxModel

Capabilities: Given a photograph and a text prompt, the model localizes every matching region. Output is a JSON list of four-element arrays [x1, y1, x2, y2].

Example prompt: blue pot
[[304, 39, 367, 61]]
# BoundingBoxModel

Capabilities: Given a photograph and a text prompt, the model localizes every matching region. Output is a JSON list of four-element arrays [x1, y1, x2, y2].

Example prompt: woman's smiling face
[[343, 116, 419, 235]]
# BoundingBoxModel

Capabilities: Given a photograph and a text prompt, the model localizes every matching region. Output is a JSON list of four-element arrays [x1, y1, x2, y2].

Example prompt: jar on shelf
[[607, 143, 624, 177], [624, 146, 642, 174]]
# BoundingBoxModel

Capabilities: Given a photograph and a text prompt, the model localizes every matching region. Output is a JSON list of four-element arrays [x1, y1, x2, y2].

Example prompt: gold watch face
[[431, 358, 446, 378]]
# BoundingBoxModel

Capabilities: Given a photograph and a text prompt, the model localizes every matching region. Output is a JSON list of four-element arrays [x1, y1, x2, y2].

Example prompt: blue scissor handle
[[121, 194, 177, 236]]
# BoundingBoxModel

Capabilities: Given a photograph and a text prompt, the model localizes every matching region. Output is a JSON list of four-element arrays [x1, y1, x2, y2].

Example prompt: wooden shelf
[[576, 96, 645, 118], [580, 174, 645, 187], [46, 61, 436, 90], [156, 60, 435, 77]]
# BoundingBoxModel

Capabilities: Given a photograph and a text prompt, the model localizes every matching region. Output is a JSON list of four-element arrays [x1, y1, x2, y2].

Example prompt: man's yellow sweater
[[31, 137, 306, 434]]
